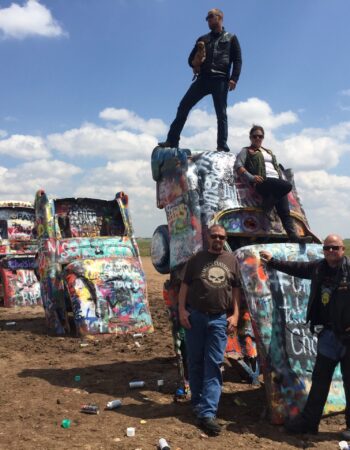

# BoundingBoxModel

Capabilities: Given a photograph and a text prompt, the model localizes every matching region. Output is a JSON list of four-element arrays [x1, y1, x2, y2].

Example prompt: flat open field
[[0, 257, 346, 449]]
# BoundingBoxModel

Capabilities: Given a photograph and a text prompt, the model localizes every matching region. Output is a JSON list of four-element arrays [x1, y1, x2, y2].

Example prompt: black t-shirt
[[183, 250, 240, 314]]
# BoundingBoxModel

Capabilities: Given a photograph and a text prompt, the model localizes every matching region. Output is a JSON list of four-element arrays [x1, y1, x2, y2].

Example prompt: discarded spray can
[[133, 333, 143, 339], [157, 379, 164, 391], [339, 441, 349, 450], [79, 343, 89, 348], [159, 438, 170, 449], [126, 427, 135, 437], [80, 404, 100, 414], [5, 322, 16, 326], [61, 419, 71, 428], [106, 399, 122, 410], [129, 381, 145, 389]]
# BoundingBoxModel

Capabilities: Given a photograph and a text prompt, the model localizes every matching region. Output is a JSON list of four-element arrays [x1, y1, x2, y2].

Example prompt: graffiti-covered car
[[0, 201, 41, 307], [150, 147, 344, 423], [34, 190, 153, 336]]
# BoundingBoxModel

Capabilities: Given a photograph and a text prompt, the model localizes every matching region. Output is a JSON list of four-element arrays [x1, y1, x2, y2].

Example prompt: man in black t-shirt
[[260, 234, 350, 440], [178, 224, 240, 435]]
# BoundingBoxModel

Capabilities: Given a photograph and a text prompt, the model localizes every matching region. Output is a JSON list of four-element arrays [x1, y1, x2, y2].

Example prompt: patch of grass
[[345, 239, 350, 257], [136, 238, 151, 257]]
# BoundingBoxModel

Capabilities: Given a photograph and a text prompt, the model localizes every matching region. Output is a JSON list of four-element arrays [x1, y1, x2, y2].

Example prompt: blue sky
[[1, 0, 350, 237]]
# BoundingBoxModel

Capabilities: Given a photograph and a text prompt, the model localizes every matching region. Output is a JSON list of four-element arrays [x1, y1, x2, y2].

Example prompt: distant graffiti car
[[34, 190, 153, 336], [0, 200, 41, 308], [150, 147, 344, 423]]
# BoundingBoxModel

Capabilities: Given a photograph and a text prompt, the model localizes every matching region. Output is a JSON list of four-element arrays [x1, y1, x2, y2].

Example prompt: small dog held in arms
[[191, 41, 206, 79]]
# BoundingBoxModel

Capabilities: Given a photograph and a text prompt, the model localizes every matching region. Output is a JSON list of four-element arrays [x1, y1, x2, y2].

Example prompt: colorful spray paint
[[0, 201, 41, 307], [35, 191, 153, 336]]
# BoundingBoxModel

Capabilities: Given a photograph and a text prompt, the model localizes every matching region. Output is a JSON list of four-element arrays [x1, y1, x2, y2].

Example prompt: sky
[[1, 0, 350, 238]]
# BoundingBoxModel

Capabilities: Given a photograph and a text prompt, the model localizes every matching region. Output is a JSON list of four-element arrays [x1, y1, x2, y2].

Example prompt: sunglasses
[[210, 234, 226, 241], [206, 13, 217, 21], [251, 134, 264, 139], [323, 245, 343, 251]]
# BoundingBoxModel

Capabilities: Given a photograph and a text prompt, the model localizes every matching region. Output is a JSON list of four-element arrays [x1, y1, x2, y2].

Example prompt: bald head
[[324, 234, 344, 246], [323, 234, 345, 267]]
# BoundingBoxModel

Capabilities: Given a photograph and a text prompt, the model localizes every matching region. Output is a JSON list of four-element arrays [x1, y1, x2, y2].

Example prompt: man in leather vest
[[260, 235, 350, 440], [158, 8, 242, 152]]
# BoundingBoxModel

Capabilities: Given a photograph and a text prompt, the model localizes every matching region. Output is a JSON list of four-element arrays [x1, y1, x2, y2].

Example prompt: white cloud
[[0, 159, 82, 201], [48, 123, 157, 159], [0, 0, 66, 39], [340, 89, 350, 97], [228, 97, 298, 129], [99, 108, 167, 136], [0, 134, 50, 159], [295, 171, 350, 238], [186, 97, 298, 132], [0, 129, 7, 138]]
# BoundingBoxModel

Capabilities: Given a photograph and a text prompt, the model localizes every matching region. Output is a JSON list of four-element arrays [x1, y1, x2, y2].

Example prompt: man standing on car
[[178, 224, 240, 435], [158, 8, 242, 152], [260, 234, 350, 439]]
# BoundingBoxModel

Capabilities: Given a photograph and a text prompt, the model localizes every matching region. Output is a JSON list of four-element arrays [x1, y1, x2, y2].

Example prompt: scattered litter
[[126, 427, 136, 437], [129, 381, 145, 389], [79, 343, 89, 348], [339, 442, 349, 450], [233, 398, 247, 407], [113, 438, 121, 442], [106, 399, 122, 410], [80, 404, 100, 415], [159, 437, 171, 449], [5, 322, 16, 326], [200, 433, 208, 439], [133, 333, 143, 339], [140, 419, 147, 424], [134, 341, 141, 348], [61, 419, 71, 428], [175, 388, 185, 396], [74, 375, 81, 382], [157, 379, 164, 391], [72, 388, 82, 394]]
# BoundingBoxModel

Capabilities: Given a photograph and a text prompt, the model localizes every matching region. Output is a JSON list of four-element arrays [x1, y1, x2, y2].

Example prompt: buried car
[[34, 190, 153, 336], [0, 200, 41, 307], [150, 147, 345, 423]]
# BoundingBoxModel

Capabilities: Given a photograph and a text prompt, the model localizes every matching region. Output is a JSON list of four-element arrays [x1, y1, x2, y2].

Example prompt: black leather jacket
[[188, 28, 242, 82], [268, 256, 350, 337]]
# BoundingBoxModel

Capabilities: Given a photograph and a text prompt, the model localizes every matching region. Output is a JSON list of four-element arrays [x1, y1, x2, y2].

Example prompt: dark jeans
[[167, 76, 229, 148], [255, 177, 294, 235], [302, 331, 350, 428], [185, 309, 228, 418]]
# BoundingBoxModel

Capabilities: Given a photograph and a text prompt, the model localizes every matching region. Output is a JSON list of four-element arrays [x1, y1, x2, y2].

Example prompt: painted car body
[[151, 147, 344, 422], [0, 201, 41, 307], [34, 191, 153, 336]]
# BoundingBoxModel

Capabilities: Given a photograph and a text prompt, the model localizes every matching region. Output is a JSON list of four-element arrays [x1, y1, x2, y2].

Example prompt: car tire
[[151, 225, 170, 274]]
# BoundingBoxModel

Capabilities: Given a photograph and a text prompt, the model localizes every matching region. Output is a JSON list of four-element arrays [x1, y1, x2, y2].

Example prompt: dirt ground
[[0, 257, 346, 450]]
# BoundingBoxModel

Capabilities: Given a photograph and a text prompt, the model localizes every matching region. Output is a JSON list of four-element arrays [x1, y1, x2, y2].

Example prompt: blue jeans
[[185, 309, 228, 418], [167, 76, 229, 149]]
